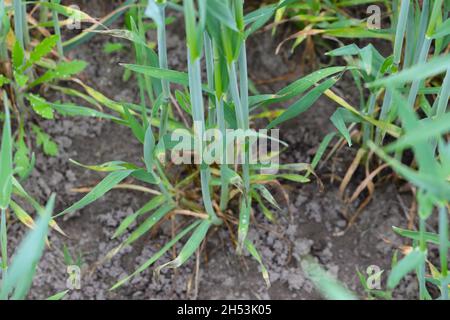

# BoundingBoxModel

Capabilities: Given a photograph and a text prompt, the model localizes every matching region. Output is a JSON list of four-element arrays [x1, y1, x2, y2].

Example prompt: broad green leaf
[[14, 129, 32, 179], [13, 71, 28, 88], [22, 35, 59, 71], [32, 125, 58, 156], [27, 94, 54, 119], [30, 60, 87, 88], [0, 75, 10, 87], [131, 169, 160, 185], [12, 40, 24, 70], [325, 27, 392, 40]]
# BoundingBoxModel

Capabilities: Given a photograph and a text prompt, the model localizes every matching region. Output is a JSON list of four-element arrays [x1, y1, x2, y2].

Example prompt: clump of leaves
[[272, 0, 390, 63], [57, 0, 348, 290], [316, 0, 449, 300], [0, 0, 141, 180], [0, 0, 137, 299]]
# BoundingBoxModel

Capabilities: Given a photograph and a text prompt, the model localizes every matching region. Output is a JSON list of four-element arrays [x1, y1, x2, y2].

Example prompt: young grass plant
[[60, 0, 348, 290]]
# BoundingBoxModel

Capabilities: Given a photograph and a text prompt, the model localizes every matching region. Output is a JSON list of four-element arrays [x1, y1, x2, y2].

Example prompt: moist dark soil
[[9, 1, 425, 300]]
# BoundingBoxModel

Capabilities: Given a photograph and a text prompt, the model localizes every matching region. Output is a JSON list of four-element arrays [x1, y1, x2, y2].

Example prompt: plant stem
[[439, 205, 448, 300], [0, 0, 8, 61], [393, 0, 410, 66], [0, 208, 7, 282], [51, 0, 64, 58], [156, 2, 170, 140], [22, 0, 29, 48], [407, 37, 431, 108], [213, 42, 229, 211], [188, 53, 221, 225], [13, 0, 24, 51], [363, 92, 376, 144], [228, 41, 252, 252], [238, 40, 251, 211], [412, 0, 429, 64], [434, 69, 450, 116], [204, 33, 215, 127], [418, 217, 428, 300], [40, 0, 49, 24]]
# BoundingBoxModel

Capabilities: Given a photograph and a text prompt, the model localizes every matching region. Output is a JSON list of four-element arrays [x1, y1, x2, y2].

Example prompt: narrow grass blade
[[123, 202, 174, 246], [56, 170, 135, 217], [368, 141, 450, 201], [267, 77, 338, 129], [393, 226, 450, 246], [154, 220, 211, 276], [46, 290, 69, 300], [384, 112, 450, 152], [111, 220, 201, 290], [303, 258, 358, 300], [311, 132, 336, 170], [0, 92, 12, 210], [121, 64, 190, 87], [112, 195, 164, 239], [245, 240, 270, 287], [368, 54, 450, 88], [0, 194, 55, 300], [388, 248, 426, 289]]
